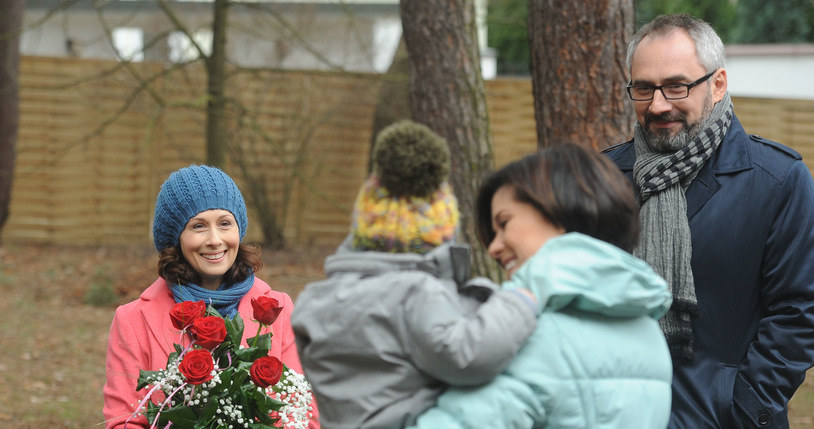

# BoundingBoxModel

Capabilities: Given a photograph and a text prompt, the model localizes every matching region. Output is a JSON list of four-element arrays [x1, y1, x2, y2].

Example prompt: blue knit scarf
[[169, 273, 255, 318]]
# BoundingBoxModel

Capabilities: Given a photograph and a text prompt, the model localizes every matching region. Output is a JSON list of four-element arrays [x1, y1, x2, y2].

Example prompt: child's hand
[[516, 288, 537, 304], [460, 277, 499, 302], [512, 288, 539, 314]]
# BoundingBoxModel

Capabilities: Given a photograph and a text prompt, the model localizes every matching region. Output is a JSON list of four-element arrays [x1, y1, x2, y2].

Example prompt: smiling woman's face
[[486, 185, 564, 279], [179, 209, 240, 290]]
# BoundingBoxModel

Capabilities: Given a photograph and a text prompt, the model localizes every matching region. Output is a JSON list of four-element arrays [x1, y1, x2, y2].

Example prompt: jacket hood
[[324, 235, 471, 287], [505, 233, 671, 319]]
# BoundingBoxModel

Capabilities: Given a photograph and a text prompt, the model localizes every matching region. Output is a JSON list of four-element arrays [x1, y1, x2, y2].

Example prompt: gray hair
[[627, 13, 725, 74]]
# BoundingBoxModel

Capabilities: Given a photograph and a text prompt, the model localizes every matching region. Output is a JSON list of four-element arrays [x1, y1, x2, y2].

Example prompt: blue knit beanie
[[152, 165, 248, 252]]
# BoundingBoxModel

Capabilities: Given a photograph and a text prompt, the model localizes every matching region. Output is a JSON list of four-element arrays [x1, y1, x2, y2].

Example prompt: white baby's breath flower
[[266, 368, 314, 429], [131, 309, 315, 428]]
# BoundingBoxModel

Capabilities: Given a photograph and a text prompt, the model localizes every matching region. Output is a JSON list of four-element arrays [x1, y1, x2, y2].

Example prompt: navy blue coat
[[604, 115, 814, 428]]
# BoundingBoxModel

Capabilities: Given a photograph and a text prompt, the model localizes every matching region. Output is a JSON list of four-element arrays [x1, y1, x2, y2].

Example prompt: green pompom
[[372, 120, 450, 198]]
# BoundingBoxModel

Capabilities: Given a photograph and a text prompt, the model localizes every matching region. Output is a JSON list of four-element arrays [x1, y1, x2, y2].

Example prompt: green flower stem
[[251, 323, 266, 348]]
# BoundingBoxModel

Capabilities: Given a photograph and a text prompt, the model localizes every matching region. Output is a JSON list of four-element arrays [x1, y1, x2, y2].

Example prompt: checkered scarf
[[633, 93, 733, 362]]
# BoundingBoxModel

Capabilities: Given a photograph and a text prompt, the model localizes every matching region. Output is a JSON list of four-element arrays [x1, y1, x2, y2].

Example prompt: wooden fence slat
[[5, 56, 814, 247]]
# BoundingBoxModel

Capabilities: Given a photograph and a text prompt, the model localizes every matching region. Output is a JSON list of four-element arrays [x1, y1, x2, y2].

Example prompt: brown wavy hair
[[158, 243, 263, 286], [476, 143, 640, 253]]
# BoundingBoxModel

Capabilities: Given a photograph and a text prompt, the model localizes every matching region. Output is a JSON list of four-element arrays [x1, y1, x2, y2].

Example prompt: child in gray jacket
[[291, 121, 538, 428]]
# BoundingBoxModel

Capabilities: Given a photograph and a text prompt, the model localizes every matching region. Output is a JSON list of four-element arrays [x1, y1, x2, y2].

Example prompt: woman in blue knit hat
[[102, 165, 318, 429]]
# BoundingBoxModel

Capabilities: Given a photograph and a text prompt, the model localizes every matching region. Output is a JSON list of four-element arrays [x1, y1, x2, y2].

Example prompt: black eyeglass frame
[[626, 70, 716, 101]]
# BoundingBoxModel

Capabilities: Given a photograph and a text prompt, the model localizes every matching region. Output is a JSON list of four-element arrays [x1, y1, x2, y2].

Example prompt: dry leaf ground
[[0, 242, 330, 428], [1, 242, 813, 428]]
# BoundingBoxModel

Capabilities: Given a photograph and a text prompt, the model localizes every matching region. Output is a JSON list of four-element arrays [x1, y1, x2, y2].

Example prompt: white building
[[20, 0, 495, 77], [725, 44, 814, 100]]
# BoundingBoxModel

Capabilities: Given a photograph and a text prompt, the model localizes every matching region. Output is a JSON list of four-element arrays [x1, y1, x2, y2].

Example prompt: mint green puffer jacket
[[411, 233, 673, 429]]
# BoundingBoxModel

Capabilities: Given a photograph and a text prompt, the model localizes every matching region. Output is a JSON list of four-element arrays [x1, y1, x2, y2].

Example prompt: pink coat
[[103, 277, 318, 428]]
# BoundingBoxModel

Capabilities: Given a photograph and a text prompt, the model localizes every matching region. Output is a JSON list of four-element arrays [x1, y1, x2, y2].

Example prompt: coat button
[[758, 413, 770, 425]]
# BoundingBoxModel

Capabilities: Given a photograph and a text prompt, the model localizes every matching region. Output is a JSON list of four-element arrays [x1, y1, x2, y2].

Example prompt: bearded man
[[604, 13, 814, 429]]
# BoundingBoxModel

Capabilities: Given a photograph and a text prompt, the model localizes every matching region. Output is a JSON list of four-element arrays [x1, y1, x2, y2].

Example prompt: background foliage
[[487, 0, 814, 75], [634, 0, 737, 43], [731, 0, 813, 43], [486, 0, 529, 75]]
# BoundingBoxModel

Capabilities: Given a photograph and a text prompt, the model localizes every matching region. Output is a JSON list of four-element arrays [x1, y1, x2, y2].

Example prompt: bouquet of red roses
[[126, 297, 313, 429]]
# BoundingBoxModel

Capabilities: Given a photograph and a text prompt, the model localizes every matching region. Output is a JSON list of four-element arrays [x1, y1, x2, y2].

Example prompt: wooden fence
[[4, 56, 814, 247]]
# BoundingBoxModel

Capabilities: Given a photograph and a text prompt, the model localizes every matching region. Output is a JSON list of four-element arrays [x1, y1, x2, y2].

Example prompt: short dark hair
[[157, 243, 263, 286], [476, 143, 640, 252]]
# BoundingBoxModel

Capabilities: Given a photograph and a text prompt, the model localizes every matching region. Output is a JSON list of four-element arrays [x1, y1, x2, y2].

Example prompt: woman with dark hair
[[413, 143, 673, 428], [475, 141, 641, 254], [102, 165, 318, 428]]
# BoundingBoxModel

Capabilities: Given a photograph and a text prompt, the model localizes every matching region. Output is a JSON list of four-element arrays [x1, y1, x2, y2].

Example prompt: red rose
[[179, 349, 214, 385], [190, 316, 227, 349], [251, 296, 284, 326], [178, 349, 215, 384], [169, 300, 206, 330], [249, 356, 284, 388]]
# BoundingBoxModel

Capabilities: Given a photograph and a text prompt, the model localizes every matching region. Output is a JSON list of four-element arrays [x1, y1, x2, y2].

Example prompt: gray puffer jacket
[[291, 238, 537, 429]]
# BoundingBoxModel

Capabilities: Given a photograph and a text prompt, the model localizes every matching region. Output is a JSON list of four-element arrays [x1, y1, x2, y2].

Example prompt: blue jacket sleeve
[[408, 374, 545, 429], [733, 160, 814, 427]]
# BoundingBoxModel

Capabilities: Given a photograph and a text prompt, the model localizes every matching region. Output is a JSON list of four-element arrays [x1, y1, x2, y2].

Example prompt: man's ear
[[712, 68, 728, 102]]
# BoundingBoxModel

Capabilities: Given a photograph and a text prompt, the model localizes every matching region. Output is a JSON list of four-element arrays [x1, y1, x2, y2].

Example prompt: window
[[112, 27, 144, 62], [168, 29, 213, 63]]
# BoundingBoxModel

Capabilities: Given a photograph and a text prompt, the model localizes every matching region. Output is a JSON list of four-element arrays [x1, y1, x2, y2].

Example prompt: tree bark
[[206, 0, 229, 168], [528, 0, 635, 150], [368, 37, 411, 173], [0, 0, 24, 238], [400, 0, 501, 279]]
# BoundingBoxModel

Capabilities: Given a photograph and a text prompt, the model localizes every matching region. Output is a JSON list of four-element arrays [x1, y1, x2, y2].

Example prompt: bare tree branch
[[92, 2, 167, 106], [237, 3, 348, 72], [155, 0, 212, 67], [18, 0, 83, 37]]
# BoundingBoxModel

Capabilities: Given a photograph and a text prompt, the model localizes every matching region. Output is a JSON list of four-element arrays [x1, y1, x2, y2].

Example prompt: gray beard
[[643, 94, 714, 152]]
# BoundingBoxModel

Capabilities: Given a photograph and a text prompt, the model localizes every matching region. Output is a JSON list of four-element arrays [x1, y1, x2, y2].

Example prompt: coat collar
[[612, 115, 753, 220], [325, 235, 471, 287], [139, 277, 274, 349], [140, 277, 173, 302]]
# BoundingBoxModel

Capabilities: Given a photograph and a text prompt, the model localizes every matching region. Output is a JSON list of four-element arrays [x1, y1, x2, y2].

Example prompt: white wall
[[726, 45, 814, 100], [21, 0, 498, 78], [20, 1, 401, 73]]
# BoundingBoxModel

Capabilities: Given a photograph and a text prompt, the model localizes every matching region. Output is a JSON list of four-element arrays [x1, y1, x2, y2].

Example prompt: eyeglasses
[[626, 71, 716, 101]]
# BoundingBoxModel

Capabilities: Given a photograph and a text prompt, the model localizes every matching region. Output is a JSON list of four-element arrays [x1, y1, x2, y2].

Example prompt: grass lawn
[[1, 242, 813, 427]]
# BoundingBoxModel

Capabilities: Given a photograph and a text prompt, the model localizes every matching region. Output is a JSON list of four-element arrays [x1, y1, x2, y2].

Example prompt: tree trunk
[[528, 0, 635, 150], [0, 0, 24, 238], [206, 0, 229, 168], [368, 37, 411, 173], [400, 0, 501, 280]]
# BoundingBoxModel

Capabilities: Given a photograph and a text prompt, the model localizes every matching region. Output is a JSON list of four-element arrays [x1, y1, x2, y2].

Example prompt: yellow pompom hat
[[351, 120, 459, 254]]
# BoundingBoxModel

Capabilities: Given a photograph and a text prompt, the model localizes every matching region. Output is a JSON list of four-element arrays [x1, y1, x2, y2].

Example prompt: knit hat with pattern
[[153, 165, 248, 252], [351, 120, 459, 254]]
